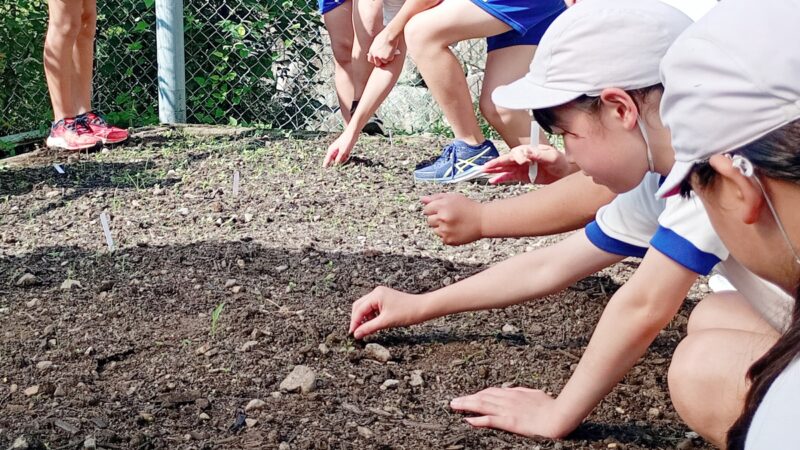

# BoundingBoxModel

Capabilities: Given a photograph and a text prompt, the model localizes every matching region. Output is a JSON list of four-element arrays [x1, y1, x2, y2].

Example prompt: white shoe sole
[[46, 136, 100, 151]]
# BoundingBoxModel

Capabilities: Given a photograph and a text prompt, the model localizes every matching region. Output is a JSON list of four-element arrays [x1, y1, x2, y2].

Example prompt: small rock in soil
[[83, 437, 97, 449], [245, 418, 258, 428], [501, 324, 520, 334], [225, 279, 238, 288], [380, 379, 399, 390], [275, 265, 289, 273], [10, 384, 18, 394], [136, 412, 155, 425], [54, 385, 65, 397], [244, 213, 254, 223], [239, 341, 258, 352], [16, 273, 39, 287], [231, 285, 243, 294], [409, 370, 424, 387], [318, 343, 330, 355], [97, 281, 114, 293], [25, 299, 40, 308], [364, 343, 391, 363], [36, 361, 53, 370], [24, 385, 39, 397], [10, 436, 29, 450], [279, 443, 290, 450], [195, 343, 211, 355], [178, 207, 190, 216], [54, 419, 79, 435], [199, 413, 211, 421], [279, 365, 317, 394], [245, 399, 267, 412], [648, 407, 661, 419], [357, 426, 374, 439], [60, 279, 82, 290], [195, 398, 210, 410]]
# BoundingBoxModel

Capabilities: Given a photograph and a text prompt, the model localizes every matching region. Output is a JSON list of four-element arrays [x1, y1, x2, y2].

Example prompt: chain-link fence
[[1, 0, 487, 139]]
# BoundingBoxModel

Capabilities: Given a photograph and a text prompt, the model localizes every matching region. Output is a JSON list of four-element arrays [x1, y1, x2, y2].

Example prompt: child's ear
[[708, 154, 764, 224], [599, 88, 638, 129]]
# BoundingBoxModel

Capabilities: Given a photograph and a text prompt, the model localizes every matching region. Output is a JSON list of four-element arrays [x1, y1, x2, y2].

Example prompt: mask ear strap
[[637, 119, 655, 172], [729, 154, 800, 266]]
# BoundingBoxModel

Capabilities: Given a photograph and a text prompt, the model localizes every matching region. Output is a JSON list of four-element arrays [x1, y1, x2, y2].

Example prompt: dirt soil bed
[[0, 127, 712, 449]]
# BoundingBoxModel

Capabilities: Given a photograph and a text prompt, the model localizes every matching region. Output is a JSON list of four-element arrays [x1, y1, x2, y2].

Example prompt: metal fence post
[[155, 0, 186, 123]]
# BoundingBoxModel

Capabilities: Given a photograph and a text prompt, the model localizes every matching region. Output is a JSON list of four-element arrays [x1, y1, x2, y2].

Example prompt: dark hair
[[532, 85, 663, 134], [680, 120, 800, 450]]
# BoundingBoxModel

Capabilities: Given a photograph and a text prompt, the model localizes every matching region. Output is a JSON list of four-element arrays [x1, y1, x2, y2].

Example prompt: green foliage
[[1, 0, 323, 139], [210, 302, 225, 336]]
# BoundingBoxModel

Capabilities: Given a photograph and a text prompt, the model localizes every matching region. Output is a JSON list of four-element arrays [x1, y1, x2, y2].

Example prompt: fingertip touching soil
[[0, 126, 712, 449]]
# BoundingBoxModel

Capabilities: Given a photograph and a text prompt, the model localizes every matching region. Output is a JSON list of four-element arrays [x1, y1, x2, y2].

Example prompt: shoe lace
[[67, 118, 94, 135], [416, 143, 456, 170], [77, 111, 108, 126]]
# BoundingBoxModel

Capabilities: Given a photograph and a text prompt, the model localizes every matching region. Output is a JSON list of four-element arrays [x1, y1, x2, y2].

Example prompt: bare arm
[[350, 232, 624, 338], [422, 171, 616, 245]]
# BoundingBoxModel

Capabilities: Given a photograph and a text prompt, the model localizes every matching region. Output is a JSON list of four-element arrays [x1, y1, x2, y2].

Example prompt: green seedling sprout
[[210, 302, 225, 336]]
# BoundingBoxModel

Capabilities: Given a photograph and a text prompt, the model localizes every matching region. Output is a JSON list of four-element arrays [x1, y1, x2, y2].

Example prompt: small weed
[[210, 302, 225, 336]]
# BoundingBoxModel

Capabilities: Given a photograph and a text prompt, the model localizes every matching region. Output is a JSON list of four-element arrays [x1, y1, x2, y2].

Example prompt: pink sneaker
[[77, 111, 129, 144], [46, 118, 102, 150]]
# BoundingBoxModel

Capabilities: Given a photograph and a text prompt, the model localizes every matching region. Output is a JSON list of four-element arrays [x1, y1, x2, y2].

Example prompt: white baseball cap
[[656, 0, 800, 198], [492, 0, 692, 111]]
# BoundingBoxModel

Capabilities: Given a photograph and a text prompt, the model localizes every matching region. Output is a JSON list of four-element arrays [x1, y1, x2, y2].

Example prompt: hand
[[482, 144, 573, 185], [323, 131, 358, 167], [421, 193, 483, 246], [349, 286, 426, 339], [367, 29, 401, 67], [450, 387, 576, 439]]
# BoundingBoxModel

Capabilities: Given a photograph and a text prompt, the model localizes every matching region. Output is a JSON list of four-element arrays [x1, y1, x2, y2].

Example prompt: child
[[44, 0, 128, 149], [324, 0, 566, 184], [655, 0, 800, 447], [319, 0, 385, 134], [348, 0, 793, 444]]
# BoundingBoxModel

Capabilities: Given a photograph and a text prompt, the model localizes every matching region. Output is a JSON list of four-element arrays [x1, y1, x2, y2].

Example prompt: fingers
[[335, 146, 350, 165], [420, 192, 446, 205], [349, 291, 378, 334], [353, 313, 386, 339], [323, 147, 338, 168], [464, 415, 517, 431]]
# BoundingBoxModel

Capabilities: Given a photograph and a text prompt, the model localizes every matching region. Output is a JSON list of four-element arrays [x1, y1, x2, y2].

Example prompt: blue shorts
[[476, 0, 566, 52], [319, 0, 346, 15]]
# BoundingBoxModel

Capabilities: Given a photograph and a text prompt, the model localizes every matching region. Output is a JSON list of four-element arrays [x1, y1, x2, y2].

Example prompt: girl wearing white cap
[[657, 0, 800, 447], [348, 0, 792, 445]]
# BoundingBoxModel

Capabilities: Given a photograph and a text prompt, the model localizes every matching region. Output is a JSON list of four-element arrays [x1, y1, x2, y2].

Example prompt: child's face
[[550, 97, 651, 194]]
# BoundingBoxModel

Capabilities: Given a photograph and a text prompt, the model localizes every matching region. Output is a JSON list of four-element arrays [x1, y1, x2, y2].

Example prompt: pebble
[[26, 299, 40, 308], [271, 391, 282, 399], [240, 341, 258, 352], [357, 426, 374, 439], [245, 418, 258, 428], [16, 273, 39, 287], [275, 265, 289, 273], [178, 207, 190, 216], [199, 413, 210, 421], [195, 343, 211, 356], [243, 213, 254, 223], [36, 361, 53, 370], [60, 279, 82, 290], [24, 385, 39, 397], [231, 286, 243, 294], [83, 437, 97, 449], [54, 385, 65, 397], [364, 343, 391, 363], [648, 407, 661, 419], [279, 365, 317, 393], [409, 370, 424, 387], [501, 324, 520, 334], [11, 436, 29, 450], [245, 399, 267, 412], [380, 379, 400, 390], [224, 279, 238, 288], [10, 384, 18, 394], [279, 443, 290, 450], [318, 343, 330, 355]]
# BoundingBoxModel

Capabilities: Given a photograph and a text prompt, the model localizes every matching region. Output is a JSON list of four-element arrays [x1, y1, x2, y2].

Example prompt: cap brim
[[492, 77, 584, 111], [655, 160, 695, 199]]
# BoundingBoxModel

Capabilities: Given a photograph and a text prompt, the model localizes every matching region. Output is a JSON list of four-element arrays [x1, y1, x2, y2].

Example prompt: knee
[[78, 9, 97, 40], [479, 94, 505, 127], [47, 14, 82, 41], [668, 333, 718, 427], [330, 37, 354, 68], [687, 293, 729, 335], [404, 16, 436, 59]]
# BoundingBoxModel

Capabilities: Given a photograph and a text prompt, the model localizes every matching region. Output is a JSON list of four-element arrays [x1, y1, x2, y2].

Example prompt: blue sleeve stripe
[[650, 226, 721, 275], [585, 221, 649, 258]]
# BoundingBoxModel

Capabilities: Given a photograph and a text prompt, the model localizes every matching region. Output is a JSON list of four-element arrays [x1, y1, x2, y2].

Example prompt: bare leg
[[404, 0, 511, 145], [479, 45, 536, 148], [668, 292, 780, 447], [323, 1, 356, 124], [72, 0, 96, 114], [45, 0, 83, 121], [351, 0, 383, 102]]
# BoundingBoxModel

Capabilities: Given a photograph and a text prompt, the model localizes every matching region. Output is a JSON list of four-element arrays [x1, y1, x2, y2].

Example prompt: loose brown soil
[[0, 127, 712, 449]]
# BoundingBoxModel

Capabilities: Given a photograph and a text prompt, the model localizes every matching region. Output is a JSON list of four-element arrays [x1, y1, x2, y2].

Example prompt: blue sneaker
[[413, 140, 499, 183]]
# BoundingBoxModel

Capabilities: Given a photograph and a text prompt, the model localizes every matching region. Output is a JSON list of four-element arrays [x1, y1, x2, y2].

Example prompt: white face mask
[[638, 118, 656, 172]]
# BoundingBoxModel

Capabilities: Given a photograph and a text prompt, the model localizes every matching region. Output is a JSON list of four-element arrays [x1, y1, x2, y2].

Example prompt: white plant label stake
[[388, 128, 394, 149], [100, 212, 114, 251], [528, 120, 540, 183], [232, 170, 240, 197], [53, 164, 65, 174]]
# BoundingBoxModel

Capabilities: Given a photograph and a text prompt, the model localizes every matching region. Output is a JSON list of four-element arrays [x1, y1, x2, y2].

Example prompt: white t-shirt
[[746, 356, 800, 449], [383, 0, 404, 25], [586, 172, 793, 331]]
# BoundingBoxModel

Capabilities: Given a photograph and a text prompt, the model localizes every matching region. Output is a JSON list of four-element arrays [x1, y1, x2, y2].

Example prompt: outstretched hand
[[482, 144, 573, 185], [323, 131, 358, 167], [349, 286, 425, 339], [450, 387, 576, 439]]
